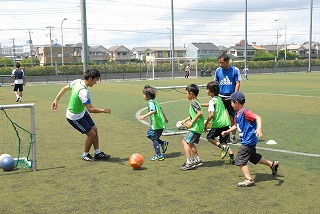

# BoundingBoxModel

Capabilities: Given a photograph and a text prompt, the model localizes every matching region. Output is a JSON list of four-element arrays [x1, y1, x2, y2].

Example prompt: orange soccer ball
[[204, 120, 211, 130], [129, 154, 144, 169]]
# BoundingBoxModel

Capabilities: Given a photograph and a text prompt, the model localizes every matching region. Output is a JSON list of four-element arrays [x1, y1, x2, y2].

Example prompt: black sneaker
[[82, 153, 94, 161], [94, 152, 111, 160], [271, 160, 279, 175]]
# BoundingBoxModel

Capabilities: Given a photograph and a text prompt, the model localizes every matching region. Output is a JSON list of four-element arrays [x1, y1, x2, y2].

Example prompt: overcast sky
[[0, 0, 319, 49]]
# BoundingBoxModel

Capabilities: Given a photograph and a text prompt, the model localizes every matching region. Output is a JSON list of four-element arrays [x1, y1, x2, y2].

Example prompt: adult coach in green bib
[[51, 68, 112, 161]]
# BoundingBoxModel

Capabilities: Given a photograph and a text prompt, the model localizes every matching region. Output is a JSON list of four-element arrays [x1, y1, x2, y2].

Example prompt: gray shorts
[[183, 131, 201, 144], [235, 144, 262, 166]]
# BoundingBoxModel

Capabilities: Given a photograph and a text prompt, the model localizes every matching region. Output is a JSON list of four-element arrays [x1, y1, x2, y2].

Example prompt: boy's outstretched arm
[[254, 114, 263, 138]]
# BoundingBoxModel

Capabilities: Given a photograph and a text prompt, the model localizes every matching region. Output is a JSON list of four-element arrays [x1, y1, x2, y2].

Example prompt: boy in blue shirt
[[222, 92, 279, 187]]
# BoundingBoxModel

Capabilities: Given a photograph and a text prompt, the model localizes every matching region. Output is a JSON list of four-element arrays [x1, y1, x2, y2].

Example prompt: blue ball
[[1, 156, 15, 171]]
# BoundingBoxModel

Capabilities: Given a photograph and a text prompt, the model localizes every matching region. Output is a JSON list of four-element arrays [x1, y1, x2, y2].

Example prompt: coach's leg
[[84, 128, 96, 152]]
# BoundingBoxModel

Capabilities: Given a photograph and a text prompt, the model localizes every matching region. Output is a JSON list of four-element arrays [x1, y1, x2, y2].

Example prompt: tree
[[252, 50, 275, 61], [0, 58, 14, 66], [20, 58, 40, 66]]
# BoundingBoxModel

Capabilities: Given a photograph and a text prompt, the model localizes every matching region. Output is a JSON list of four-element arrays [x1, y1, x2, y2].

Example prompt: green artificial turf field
[[0, 72, 319, 213]]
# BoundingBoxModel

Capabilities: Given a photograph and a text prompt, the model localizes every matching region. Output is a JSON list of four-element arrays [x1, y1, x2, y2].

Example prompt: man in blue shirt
[[214, 54, 241, 144]]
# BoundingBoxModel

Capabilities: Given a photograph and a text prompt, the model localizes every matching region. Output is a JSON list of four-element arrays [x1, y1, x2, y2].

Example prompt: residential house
[[286, 44, 306, 58], [89, 45, 110, 64], [132, 47, 148, 62], [108, 45, 131, 62], [186, 42, 220, 59], [145, 47, 186, 62], [227, 40, 256, 59], [37, 44, 80, 66], [262, 44, 279, 55], [301, 41, 319, 59], [218, 45, 228, 55]]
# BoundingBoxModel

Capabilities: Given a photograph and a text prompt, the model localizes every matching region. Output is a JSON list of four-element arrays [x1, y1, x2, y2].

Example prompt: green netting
[[1, 109, 34, 170]]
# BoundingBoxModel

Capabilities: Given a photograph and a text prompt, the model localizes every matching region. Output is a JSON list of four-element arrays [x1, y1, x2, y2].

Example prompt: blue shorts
[[67, 111, 95, 134], [183, 131, 201, 145]]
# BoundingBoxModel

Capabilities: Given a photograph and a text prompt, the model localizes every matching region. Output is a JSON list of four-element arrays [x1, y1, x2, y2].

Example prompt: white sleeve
[[208, 99, 215, 112]]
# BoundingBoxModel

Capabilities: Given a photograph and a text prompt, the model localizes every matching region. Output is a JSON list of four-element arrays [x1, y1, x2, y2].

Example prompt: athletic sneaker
[[220, 145, 229, 159], [270, 160, 279, 175], [150, 154, 165, 161], [82, 153, 94, 161], [16, 97, 20, 102], [94, 152, 111, 160], [230, 135, 237, 144], [161, 141, 169, 154], [237, 179, 255, 187], [225, 158, 235, 165], [179, 162, 195, 171], [193, 159, 203, 166]]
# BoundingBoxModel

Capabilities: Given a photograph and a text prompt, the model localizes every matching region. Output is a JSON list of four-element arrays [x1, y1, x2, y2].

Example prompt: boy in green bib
[[140, 85, 169, 161], [180, 84, 204, 170], [202, 81, 235, 164]]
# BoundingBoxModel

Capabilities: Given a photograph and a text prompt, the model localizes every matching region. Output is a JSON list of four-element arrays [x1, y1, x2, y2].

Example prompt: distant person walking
[[243, 67, 249, 80], [214, 54, 241, 144], [11, 63, 26, 102], [185, 63, 191, 79]]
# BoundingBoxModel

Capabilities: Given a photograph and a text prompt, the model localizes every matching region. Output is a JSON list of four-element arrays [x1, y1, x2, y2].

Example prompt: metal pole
[[284, 21, 287, 62], [81, 0, 89, 73], [46, 26, 54, 66], [244, 0, 248, 69], [308, 0, 313, 73], [171, 0, 175, 78], [276, 29, 279, 59], [61, 18, 67, 65]]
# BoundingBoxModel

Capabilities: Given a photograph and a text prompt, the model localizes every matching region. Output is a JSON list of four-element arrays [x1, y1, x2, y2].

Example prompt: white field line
[[136, 90, 320, 158]]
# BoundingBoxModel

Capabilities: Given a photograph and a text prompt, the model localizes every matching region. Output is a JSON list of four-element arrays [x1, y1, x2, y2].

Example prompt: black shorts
[[220, 97, 234, 117], [13, 84, 23, 92], [206, 126, 230, 144], [235, 144, 262, 166]]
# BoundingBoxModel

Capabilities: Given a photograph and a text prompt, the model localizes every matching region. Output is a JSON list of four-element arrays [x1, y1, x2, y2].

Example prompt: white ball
[[176, 121, 183, 128], [0, 154, 12, 168]]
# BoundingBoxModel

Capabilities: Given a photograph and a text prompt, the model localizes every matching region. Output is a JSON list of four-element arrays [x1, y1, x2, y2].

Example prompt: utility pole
[[10, 38, 16, 63], [61, 18, 67, 65], [46, 26, 54, 66], [28, 31, 33, 58]]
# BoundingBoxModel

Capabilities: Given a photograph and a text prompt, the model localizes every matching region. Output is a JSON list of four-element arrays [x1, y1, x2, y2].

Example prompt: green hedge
[[1, 59, 320, 76]]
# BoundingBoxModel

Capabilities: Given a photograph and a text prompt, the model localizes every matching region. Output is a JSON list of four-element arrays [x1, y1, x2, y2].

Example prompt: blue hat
[[231, 92, 245, 104]]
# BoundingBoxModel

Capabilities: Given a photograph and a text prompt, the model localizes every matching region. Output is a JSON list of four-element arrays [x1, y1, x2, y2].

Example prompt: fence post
[[66, 64, 69, 82]]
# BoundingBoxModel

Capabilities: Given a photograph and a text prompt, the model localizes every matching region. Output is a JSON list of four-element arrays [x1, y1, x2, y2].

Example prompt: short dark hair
[[206, 81, 219, 96], [218, 53, 229, 62], [15, 63, 21, 68], [143, 85, 156, 99], [186, 84, 199, 96], [84, 68, 101, 80]]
